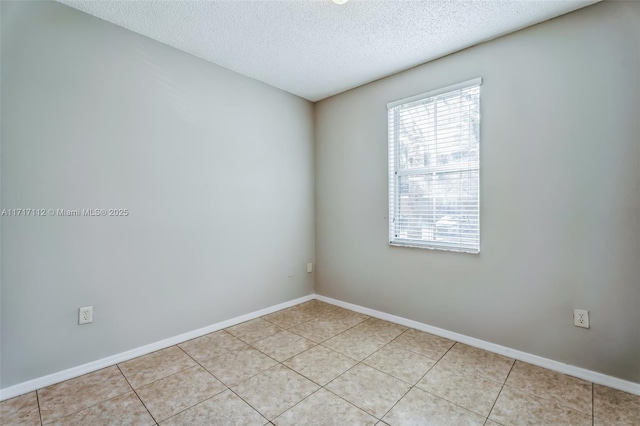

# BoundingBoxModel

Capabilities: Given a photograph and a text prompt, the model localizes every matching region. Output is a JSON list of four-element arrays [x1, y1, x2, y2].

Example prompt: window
[[388, 78, 481, 253]]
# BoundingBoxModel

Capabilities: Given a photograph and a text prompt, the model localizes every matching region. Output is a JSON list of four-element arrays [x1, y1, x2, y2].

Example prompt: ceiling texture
[[57, 0, 599, 102]]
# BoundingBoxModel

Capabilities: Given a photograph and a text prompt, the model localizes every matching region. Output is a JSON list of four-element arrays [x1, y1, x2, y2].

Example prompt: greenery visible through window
[[388, 79, 481, 253]]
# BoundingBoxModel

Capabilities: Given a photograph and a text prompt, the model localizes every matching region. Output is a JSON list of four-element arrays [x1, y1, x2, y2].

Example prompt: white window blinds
[[388, 78, 481, 253]]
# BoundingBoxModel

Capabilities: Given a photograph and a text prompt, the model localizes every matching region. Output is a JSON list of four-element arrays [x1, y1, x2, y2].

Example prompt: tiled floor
[[2, 300, 639, 425]]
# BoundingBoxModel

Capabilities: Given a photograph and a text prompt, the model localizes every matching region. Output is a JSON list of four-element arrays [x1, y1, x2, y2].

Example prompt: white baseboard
[[314, 294, 640, 396], [0, 294, 314, 401], [3, 292, 638, 401]]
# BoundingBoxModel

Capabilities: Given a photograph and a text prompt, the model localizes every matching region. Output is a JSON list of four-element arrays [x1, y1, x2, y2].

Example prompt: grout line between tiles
[[123, 349, 198, 390], [273, 314, 453, 421], [226, 359, 280, 389], [226, 387, 270, 424], [153, 388, 228, 425], [247, 333, 318, 365], [43, 384, 142, 425], [130, 346, 230, 424], [322, 384, 385, 421], [318, 327, 408, 364], [283, 309, 371, 344], [498, 361, 595, 418], [300, 353, 381, 418], [268, 384, 325, 422], [158, 390, 233, 425], [391, 329, 456, 362], [486, 385, 504, 424], [232, 363, 319, 421], [284, 350, 351, 388], [154, 382, 227, 424], [167, 345, 244, 419], [486, 359, 515, 423], [419, 385, 493, 420], [115, 364, 158, 425], [119, 346, 199, 387], [178, 306, 330, 395], [259, 313, 316, 330], [591, 382, 594, 426], [406, 342, 510, 420], [35, 388, 44, 426], [357, 355, 425, 387], [414, 338, 456, 384], [483, 416, 504, 426], [38, 368, 136, 425], [499, 380, 595, 418], [320, 354, 409, 420], [178, 321, 315, 423], [258, 301, 340, 330], [376, 382, 413, 421]]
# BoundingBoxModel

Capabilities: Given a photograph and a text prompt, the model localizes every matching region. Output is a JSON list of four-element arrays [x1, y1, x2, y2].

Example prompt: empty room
[[1, 0, 639, 424]]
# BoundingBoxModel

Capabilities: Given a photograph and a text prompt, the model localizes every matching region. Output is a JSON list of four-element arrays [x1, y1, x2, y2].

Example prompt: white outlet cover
[[573, 309, 589, 329], [307, 263, 313, 273], [79, 306, 93, 325]]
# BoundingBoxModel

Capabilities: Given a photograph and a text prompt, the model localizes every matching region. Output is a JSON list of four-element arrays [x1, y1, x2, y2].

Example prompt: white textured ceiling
[[57, 0, 599, 101]]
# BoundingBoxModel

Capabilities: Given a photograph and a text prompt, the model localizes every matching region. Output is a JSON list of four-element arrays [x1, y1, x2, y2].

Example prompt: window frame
[[387, 78, 482, 254]]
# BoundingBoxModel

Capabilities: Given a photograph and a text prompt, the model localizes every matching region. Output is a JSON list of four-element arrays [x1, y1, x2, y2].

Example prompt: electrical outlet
[[78, 306, 93, 325], [573, 309, 589, 329], [307, 263, 313, 273]]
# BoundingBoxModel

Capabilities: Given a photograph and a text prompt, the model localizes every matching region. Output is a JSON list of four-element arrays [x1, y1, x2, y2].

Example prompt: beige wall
[[1, 1, 315, 387], [315, 1, 640, 382]]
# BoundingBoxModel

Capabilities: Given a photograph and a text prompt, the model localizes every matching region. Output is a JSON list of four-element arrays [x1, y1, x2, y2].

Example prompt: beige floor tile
[[505, 361, 592, 414], [118, 346, 196, 389], [251, 330, 315, 362], [274, 389, 377, 426], [283, 345, 357, 386], [363, 343, 435, 385], [392, 329, 454, 360], [232, 365, 319, 420], [382, 387, 486, 426], [161, 389, 267, 426], [489, 386, 592, 426], [350, 318, 407, 343], [322, 328, 387, 361], [262, 306, 318, 329], [485, 421, 502, 425], [49, 392, 154, 426], [325, 364, 410, 418], [323, 308, 370, 328], [178, 330, 246, 363], [136, 365, 226, 422], [38, 366, 131, 424], [226, 319, 282, 344], [289, 317, 355, 343], [594, 417, 640, 426], [295, 300, 341, 317], [203, 346, 278, 386], [439, 343, 514, 383], [0, 391, 41, 426], [416, 361, 502, 416], [593, 384, 640, 426]]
